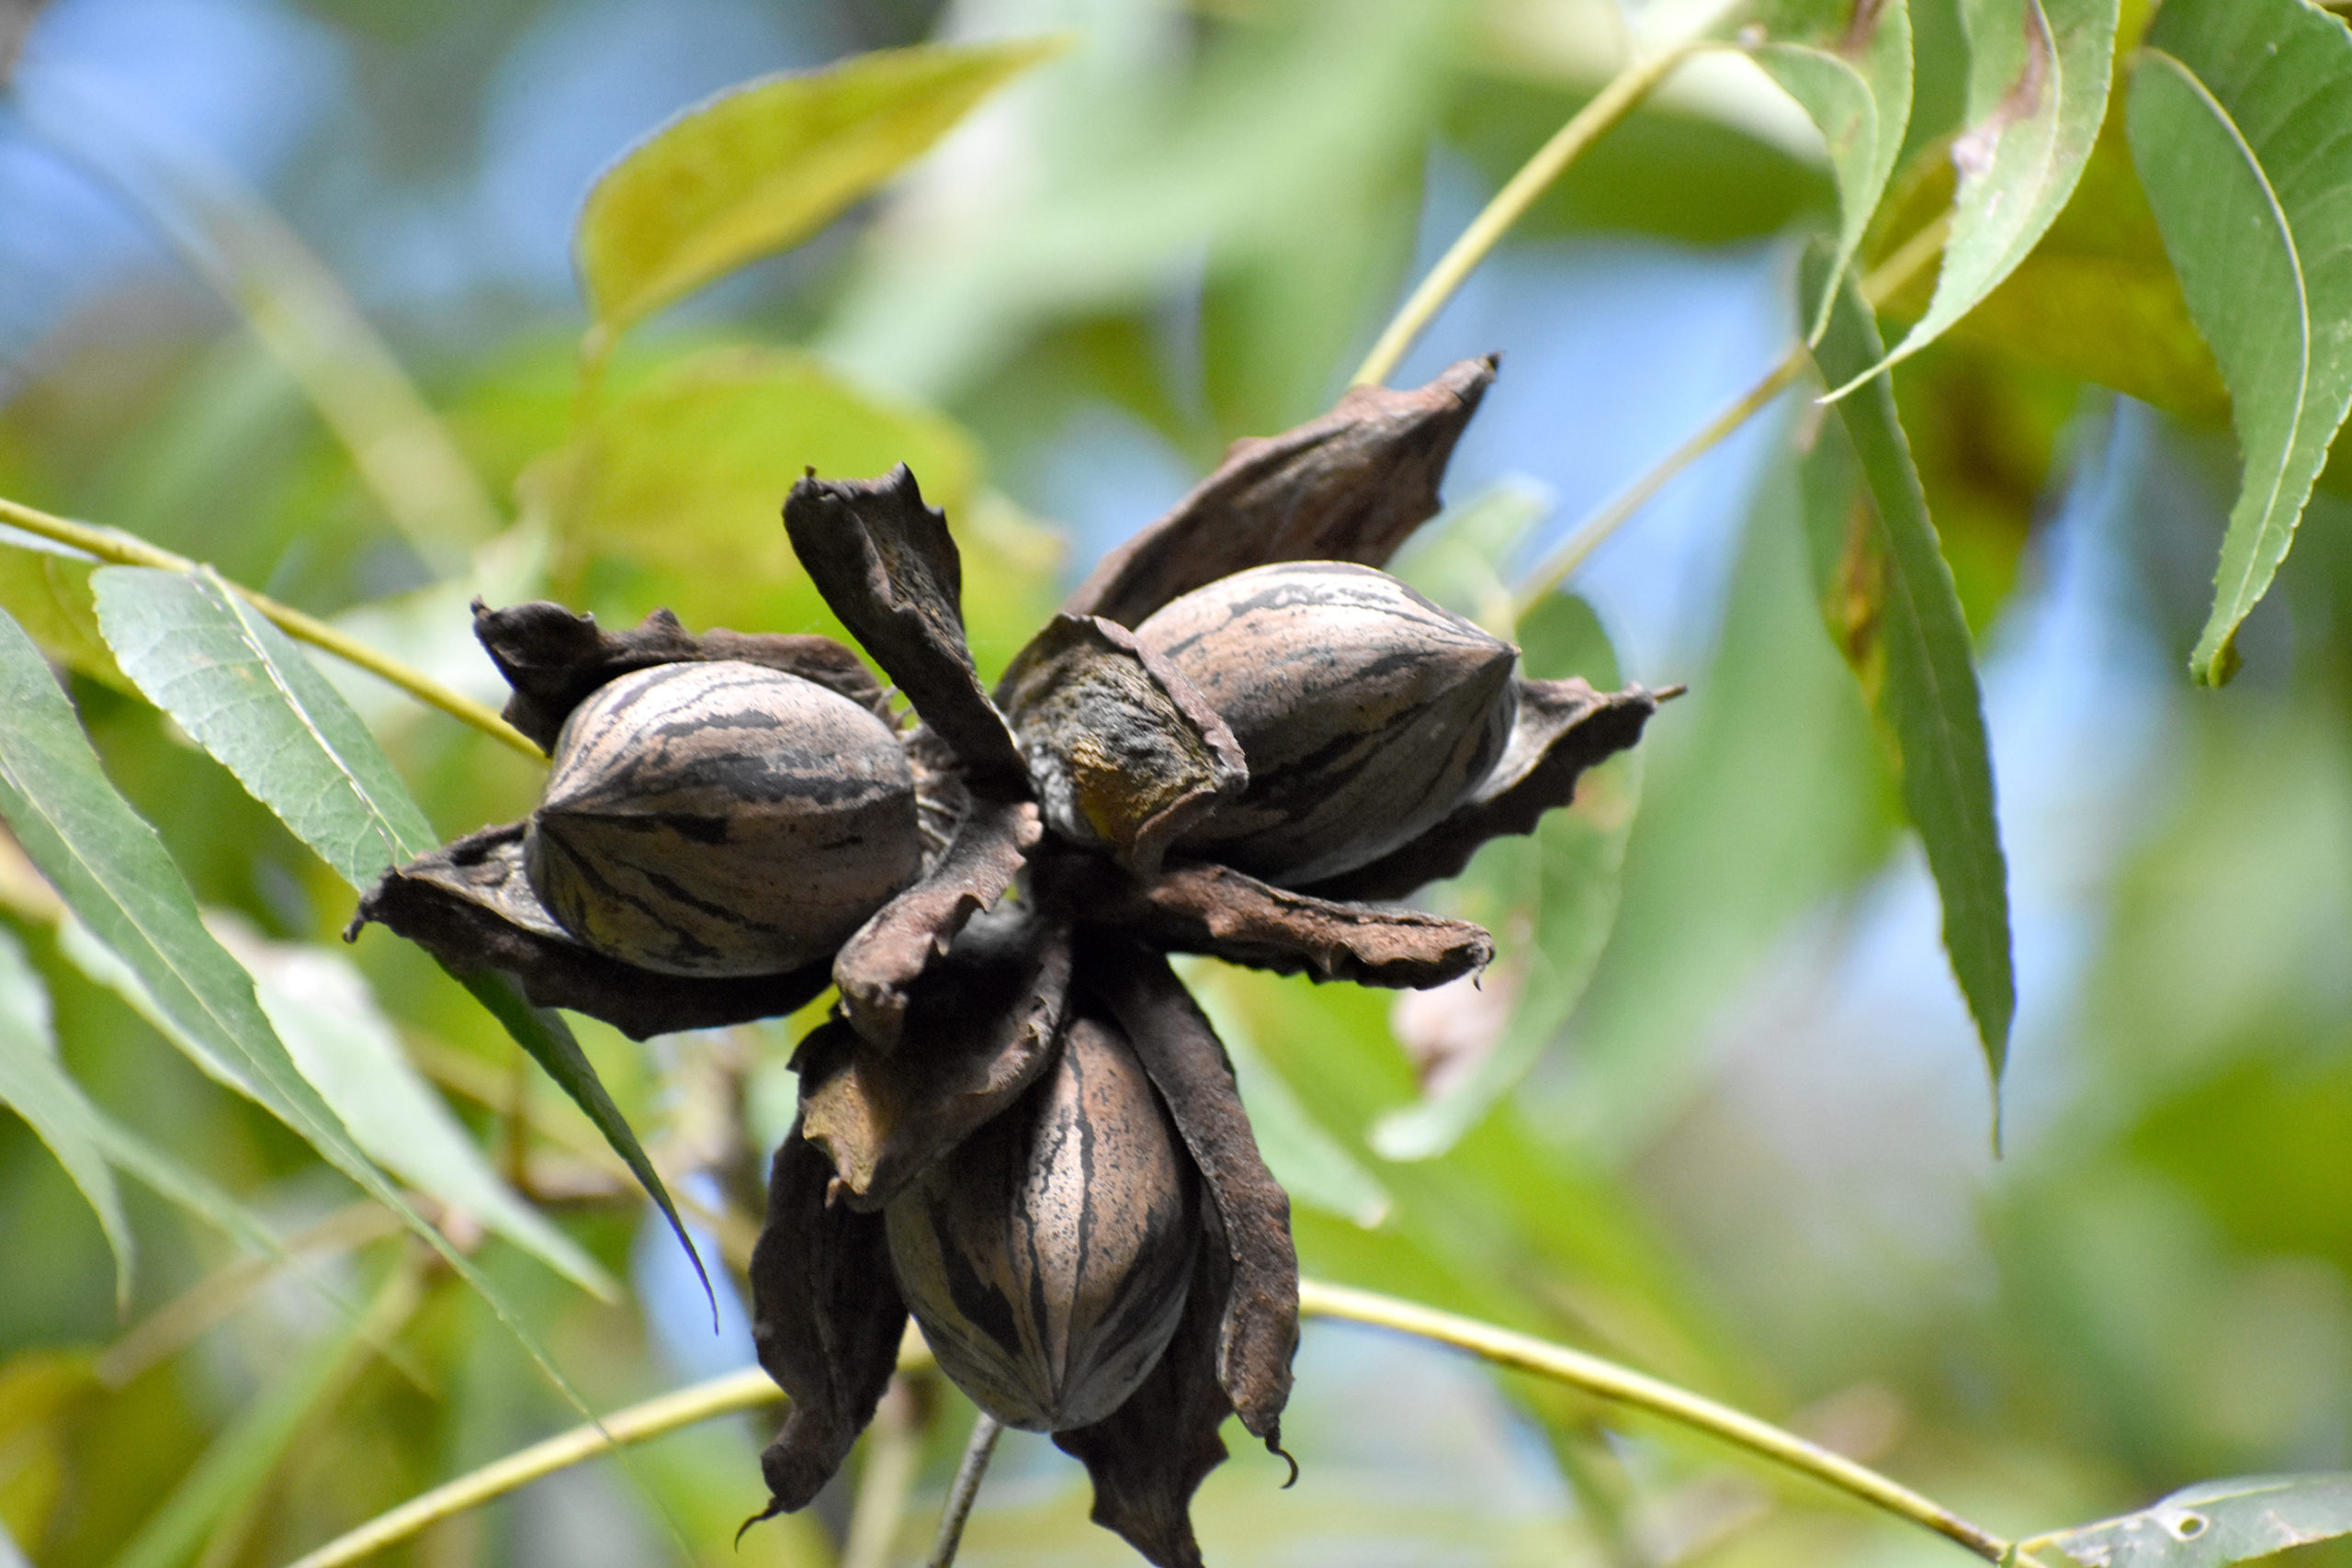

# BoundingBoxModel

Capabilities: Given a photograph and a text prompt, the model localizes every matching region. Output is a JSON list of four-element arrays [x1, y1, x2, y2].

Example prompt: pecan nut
[[885, 1013, 1199, 1431], [523, 660, 922, 976], [1134, 561, 1518, 883]]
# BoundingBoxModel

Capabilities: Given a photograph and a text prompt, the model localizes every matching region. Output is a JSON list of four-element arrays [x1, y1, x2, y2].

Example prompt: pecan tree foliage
[[353, 355, 1669, 1566]]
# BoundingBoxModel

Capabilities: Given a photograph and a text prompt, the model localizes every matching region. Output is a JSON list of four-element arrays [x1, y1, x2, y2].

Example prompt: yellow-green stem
[[842, 1377, 927, 1568], [278, 1280, 2036, 1568], [1298, 1280, 2016, 1562], [0, 494, 541, 760], [1512, 213, 1955, 618], [1351, 33, 1713, 388]]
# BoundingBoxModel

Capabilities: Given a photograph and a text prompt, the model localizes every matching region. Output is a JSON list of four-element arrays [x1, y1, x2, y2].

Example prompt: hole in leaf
[[2169, 1513, 2209, 1540]]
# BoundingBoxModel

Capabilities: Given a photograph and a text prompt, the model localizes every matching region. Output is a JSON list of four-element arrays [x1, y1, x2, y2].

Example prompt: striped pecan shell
[[884, 1014, 1198, 1432], [524, 660, 922, 977], [1134, 561, 1517, 884]]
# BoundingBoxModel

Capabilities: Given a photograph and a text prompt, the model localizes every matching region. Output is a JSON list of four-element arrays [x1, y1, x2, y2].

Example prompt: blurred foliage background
[[3, 0, 2352, 1564]]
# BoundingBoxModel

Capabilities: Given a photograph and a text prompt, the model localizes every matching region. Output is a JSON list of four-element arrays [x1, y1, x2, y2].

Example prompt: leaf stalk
[[1351, 33, 1713, 388], [278, 1280, 2038, 1568], [0, 494, 541, 759]]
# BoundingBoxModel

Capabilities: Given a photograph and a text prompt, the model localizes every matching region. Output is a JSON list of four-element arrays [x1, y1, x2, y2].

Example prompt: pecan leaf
[[472, 599, 886, 748], [798, 913, 1071, 1210], [1301, 680, 1668, 902], [1088, 937, 1296, 1444], [782, 466, 1026, 790], [1052, 1211, 1240, 1568], [833, 795, 1042, 1049], [348, 822, 831, 1039], [1044, 851, 1493, 988], [997, 615, 1246, 878], [1064, 356, 1498, 629], [748, 1124, 910, 1516]]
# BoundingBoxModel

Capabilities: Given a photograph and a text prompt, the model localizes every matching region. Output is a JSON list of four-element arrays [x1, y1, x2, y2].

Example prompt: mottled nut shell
[[1135, 561, 1517, 884], [524, 660, 920, 977], [885, 1016, 1198, 1432]]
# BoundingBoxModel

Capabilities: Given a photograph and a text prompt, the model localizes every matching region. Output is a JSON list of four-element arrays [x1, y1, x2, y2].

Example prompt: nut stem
[[926, 1411, 1004, 1568]]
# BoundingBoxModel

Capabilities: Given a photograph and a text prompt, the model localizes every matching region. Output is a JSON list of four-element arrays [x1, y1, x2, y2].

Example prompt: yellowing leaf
[[576, 39, 1066, 339]]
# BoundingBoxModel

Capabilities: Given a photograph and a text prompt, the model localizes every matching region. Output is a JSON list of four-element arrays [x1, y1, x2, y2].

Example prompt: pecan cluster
[[353, 357, 1668, 1566]]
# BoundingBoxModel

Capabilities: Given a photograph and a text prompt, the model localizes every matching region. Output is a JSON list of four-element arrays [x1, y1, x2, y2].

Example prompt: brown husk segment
[[782, 466, 1028, 791], [471, 599, 888, 748], [748, 1125, 910, 1519], [1052, 1211, 1240, 1568], [996, 614, 1246, 878], [1063, 356, 1498, 630], [1039, 849, 1494, 988], [1086, 936, 1297, 1445], [347, 821, 831, 1039], [832, 795, 1042, 1049], [797, 912, 1072, 1210], [1301, 680, 1668, 903]]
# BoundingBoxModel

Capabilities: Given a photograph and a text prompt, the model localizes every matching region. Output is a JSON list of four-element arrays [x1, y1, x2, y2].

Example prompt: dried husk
[[1035, 847, 1495, 990], [831, 794, 1041, 1050], [349, 821, 832, 1040], [747, 1123, 910, 1519], [1301, 678, 1671, 902], [885, 1011, 1199, 1433], [472, 598, 888, 748], [526, 660, 922, 976], [1135, 562, 1517, 884], [1066, 356, 1498, 629], [996, 614, 1246, 877], [782, 465, 1027, 792], [1085, 936, 1298, 1446], [797, 909, 1072, 1210], [1053, 1206, 1241, 1568]]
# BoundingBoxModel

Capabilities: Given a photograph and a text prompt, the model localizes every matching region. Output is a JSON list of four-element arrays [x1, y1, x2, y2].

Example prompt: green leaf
[[1831, 0, 2120, 394], [1803, 246, 2016, 1095], [0, 924, 134, 1305], [576, 38, 1067, 338], [2127, 0, 2352, 684], [2037, 1473, 2352, 1568], [1939, 112, 2229, 424], [1744, 0, 1915, 339], [0, 607, 595, 1417], [88, 564, 695, 1305], [236, 931, 613, 1297], [0, 525, 129, 693], [449, 965, 714, 1319], [546, 344, 1048, 671], [91, 567, 436, 884], [106, 1266, 414, 1568], [1372, 594, 1639, 1160], [1187, 976, 1391, 1227]]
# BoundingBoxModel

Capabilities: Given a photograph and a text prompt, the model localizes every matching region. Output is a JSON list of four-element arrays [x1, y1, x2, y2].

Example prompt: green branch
[[277, 1280, 2039, 1568], [1351, 31, 1716, 389], [1297, 1280, 2026, 1562], [1514, 212, 1955, 617], [0, 494, 541, 760]]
